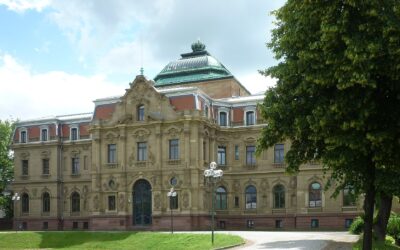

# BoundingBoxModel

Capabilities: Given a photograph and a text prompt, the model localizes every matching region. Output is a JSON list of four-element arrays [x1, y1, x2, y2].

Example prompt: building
[[11, 41, 363, 231]]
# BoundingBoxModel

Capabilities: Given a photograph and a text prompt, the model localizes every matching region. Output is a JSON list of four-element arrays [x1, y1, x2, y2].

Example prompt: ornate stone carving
[[20, 151, 30, 159], [233, 180, 241, 192], [261, 179, 269, 190], [40, 150, 51, 158], [93, 195, 99, 211], [119, 194, 125, 210], [289, 176, 297, 189], [132, 128, 150, 141], [183, 192, 189, 208], [154, 194, 161, 209]]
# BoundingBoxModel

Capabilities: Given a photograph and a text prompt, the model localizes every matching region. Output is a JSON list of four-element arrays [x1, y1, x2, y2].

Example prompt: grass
[[0, 231, 244, 250], [352, 235, 400, 250]]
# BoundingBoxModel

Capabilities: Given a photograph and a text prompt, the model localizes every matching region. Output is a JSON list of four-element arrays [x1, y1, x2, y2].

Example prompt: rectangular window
[[345, 219, 353, 228], [108, 196, 116, 211], [247, 220, 254, 228], [42, 159, 49, 175], [137, 105, 145, 121], [246, 111, 255, 125], [73, 222, 79, 229], [234, 145, 239, 160], [22, 160, 28, 175], [234, 196, 239, 208], [274, 144, 284, 163], [137, 142, 147, 161], [41, 129, 48, 141], [217, 146, 226, 165], [42, 222, 48, 230], [219, 112, 227, 126], [169, 139, 179, 160], [275, 220, 283, 229], [203, 142, 206, 161], [71, 128, 78, 141], [311, 219, 319, 228], [72, 157, 80, 175], [83, 222, 89, 229], [108, 144, 117, 163], [21, 131, 27, 143], [246, 146, 256, 166]]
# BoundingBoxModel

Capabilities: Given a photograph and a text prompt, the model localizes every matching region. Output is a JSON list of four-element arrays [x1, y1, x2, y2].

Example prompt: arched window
[[343, 185, 356, 206], [309, 182, 322, 207], [71, 192, 80, 212], [216, 186, 227, 210], [137, 105, 145, 121], [42, 192, 50, 213], [245, 185, 257, 209], [21, 193, 29, 213], [273, 184, 285, 209]]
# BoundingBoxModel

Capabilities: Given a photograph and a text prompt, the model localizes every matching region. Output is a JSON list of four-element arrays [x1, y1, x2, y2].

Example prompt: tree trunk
[[374, 192, 393, 242], [362, 178, 375, 250]]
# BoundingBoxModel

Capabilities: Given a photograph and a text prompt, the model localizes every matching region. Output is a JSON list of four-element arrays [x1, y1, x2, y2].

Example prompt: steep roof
[[154, 40, 233, 86]]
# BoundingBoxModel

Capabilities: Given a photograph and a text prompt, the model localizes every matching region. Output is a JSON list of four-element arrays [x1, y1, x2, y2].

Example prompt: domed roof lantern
[[191, 40, 206, 52]]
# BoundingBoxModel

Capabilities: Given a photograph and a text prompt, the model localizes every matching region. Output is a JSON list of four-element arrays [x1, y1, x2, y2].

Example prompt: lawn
[[0, 231, 244, 250], [352, 236, 400, 250]]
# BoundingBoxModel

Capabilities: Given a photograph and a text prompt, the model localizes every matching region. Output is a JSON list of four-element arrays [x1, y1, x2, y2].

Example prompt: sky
[[0, 0, 285, 121]]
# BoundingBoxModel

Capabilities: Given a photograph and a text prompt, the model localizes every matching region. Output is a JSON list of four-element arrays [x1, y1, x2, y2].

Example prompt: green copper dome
[[154, 41, 233, 86]]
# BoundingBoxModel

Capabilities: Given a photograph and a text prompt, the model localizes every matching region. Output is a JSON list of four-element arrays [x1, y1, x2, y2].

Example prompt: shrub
[[349, 216, 364, 235], [387, 214, 400, 246]]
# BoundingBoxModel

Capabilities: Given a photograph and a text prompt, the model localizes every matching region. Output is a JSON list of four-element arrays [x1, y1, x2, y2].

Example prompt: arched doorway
[[132, 179, 152, 225]]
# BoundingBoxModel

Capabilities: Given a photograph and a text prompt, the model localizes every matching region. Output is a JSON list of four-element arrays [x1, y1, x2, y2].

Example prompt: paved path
[[219, 231, 359, 250]]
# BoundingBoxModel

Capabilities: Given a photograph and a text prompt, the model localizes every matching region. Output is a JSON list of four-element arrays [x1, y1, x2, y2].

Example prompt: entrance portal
[[132, 179, 152, 225]]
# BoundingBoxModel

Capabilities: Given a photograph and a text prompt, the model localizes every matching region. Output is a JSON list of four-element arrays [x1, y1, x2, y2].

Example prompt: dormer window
[[219, 111, 228, 126], [245, 111, 255, 126], [71, 127, 78, 141], [20, 130, 27, 143], [137, 105, 145, 121], [41, 128, 48, 141]]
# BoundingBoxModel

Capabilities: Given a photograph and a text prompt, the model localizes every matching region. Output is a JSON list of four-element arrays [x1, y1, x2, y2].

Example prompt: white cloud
[[238, 73, 276, 95], [0, 0, 50, 12], [0, 54, 123, 120]]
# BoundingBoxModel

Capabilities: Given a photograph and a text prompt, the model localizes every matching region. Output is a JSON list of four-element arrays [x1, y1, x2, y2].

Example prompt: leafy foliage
[[387, 213, 400, 245], [350, 216, 365, 235], [258, 1, 400, 248], [0, 120, 15, 218]]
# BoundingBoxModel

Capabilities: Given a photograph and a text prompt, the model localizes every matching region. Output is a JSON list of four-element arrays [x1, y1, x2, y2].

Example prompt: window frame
[[70, 127, 79, 141], [274, 144, 284, 164], [42, 159, 50, 175], [137, 104, 145, 121], [21, 193, 29, 213], [217, 146, 226, 166], [137, 142, 147, 161], [40, 128, 48, 142], [309, 182, 322, 207], [71, 157, 80, 175], [169, 139, 179, 160], [22, 160, 29, 176], [216, 186, 227, 210], [245, 110, 255, 126], [245, 185, 257, 209], [273, 184, 285, 209], [246, 145, 256, 166], [108, 195, 116, 211], [71, 192, 80, 212], [20, 129, 27, 143], [343, 185, 356, 207], [42, 192, 50, 213], [218, 110, 228, 126], [107, 144, 117, 164]]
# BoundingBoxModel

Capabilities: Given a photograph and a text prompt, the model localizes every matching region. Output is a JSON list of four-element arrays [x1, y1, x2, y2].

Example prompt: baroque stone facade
[[11, 42, 367, 231]]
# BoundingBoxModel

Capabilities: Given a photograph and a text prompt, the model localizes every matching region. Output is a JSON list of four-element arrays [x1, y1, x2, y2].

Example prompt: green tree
[[258, 1, 400, 249], [0, 120, 15, 218]]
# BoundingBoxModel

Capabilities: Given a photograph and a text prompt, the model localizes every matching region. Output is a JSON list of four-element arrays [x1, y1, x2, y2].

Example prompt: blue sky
[[0, 0, 285, 120]]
